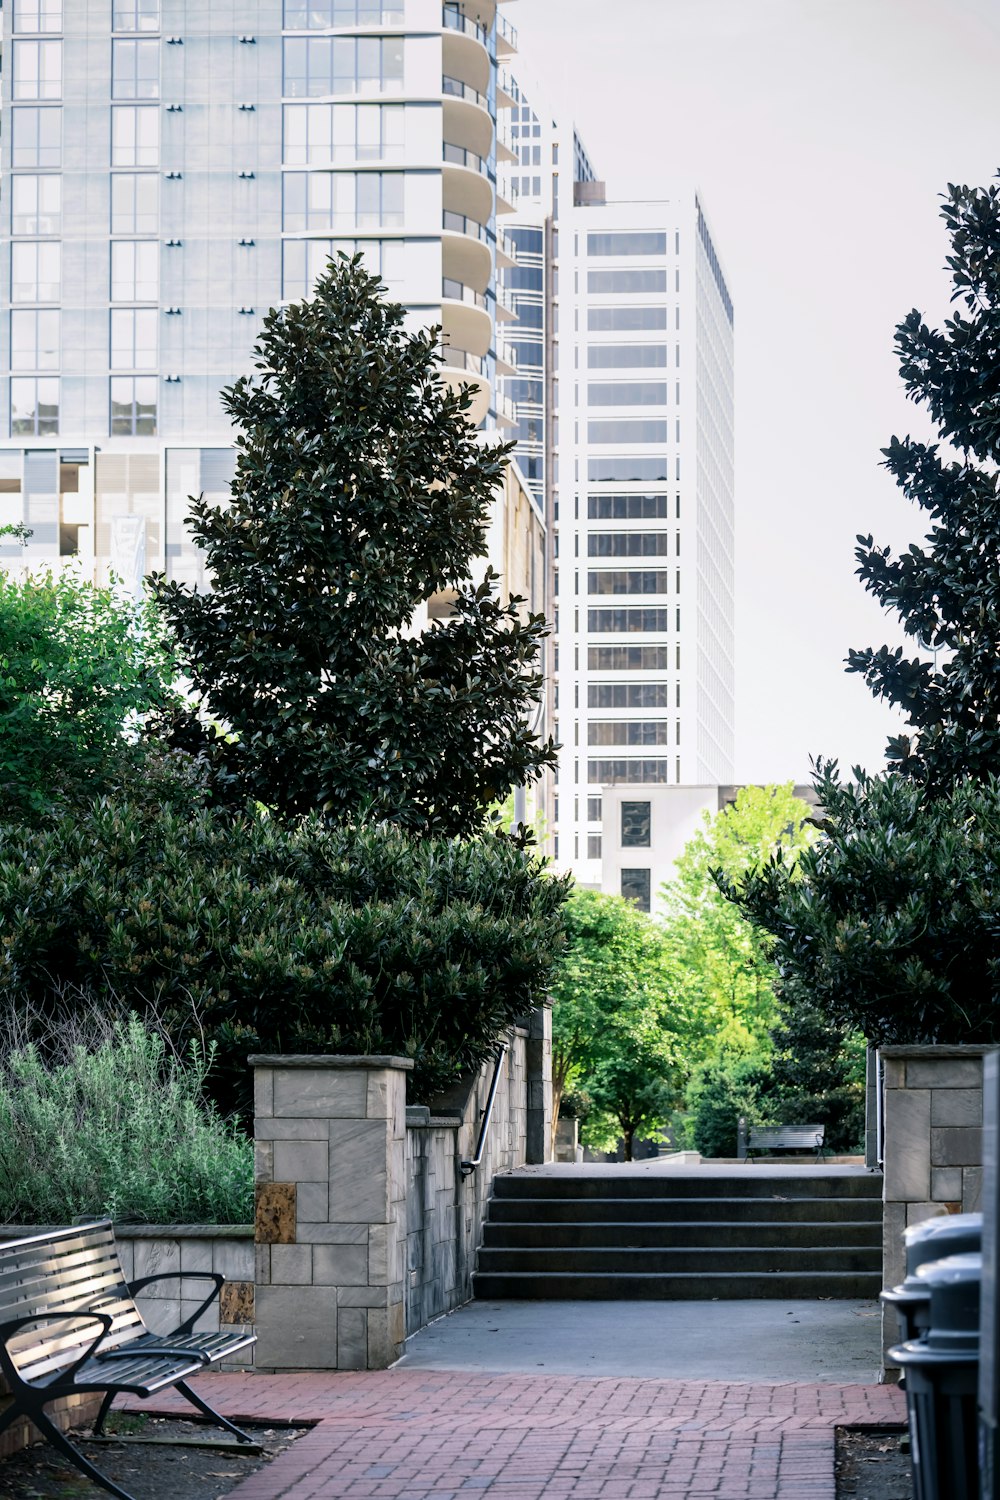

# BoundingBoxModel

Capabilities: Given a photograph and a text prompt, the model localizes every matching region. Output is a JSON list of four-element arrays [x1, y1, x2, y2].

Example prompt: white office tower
[[0, 0, 533, 602], [551, 185, 735, 905]]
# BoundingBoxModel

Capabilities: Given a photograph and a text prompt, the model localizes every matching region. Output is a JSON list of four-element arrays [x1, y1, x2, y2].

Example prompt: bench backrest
[[748, 1125, 824, 1149], [0, 1221, 143, 1385]]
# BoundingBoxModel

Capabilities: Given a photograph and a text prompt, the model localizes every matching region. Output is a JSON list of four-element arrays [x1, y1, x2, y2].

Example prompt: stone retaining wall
[[881, 1044, 990, 1371]]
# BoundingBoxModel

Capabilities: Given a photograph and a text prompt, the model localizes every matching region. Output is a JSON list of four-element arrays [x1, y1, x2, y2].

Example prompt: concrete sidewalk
[[124, 1364, 904, 1498]]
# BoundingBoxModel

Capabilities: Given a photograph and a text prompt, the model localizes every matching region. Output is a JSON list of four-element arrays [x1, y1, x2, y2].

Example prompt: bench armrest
[[0, 1310, 113, 1390], [129, 1271, 225, 1337]]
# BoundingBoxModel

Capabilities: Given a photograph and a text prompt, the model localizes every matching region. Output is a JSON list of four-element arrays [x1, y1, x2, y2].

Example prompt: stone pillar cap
[[248, 1053, 414, 1069]]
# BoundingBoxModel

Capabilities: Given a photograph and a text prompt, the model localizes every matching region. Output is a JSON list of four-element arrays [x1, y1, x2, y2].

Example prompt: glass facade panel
[[588, 570, 669, 595], [282, 171, 403, 231], [590, 684, 669, 708], [587, 269, 666, 295], [283, 103, 404, 164], [11, 241, 61, 301], [111, 240, 159, 300], [587, 835, 602, 859], [588, 646, 671, 671], [112, 39, 160, 99], [587, 608, 670, 633], [281, 237, 406, 300], [589, 722, 670, 746], [588, 457, 670, 482], [588, 306, 667, 331], [588, 344, 667, 368], [10, 308, 60, 369], [588, 420, 668, 444], [112, 0, 159, 29], [13, 0, 63, 33], [621, 802, 651, 846], [11, 377, 59, 435], [12, 40, 62, 100], [11, 175, 62, 234], [589, 533, 670, 556], [11, 107, 62, 168], [110, 307, 158, 368], [588, 382, 667, 406], [282, 0, 404, 25], [621, 867, 651, 912], [110, 173, 159, 233], [589, 494, 670, 519], [589, 760, 670, 784], [112, 106, 159, 167], [110, 375, 157, 435], [283, 37, 403, 96], [588, 232, 667, 256]]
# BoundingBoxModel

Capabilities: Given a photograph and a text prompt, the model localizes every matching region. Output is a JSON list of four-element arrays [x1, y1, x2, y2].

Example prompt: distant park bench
[[0, 1220, 257, 1500], [742, 1123, 826, 1162]]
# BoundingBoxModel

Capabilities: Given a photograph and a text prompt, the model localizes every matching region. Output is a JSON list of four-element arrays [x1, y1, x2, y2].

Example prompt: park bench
[[0, 1219, 257, 1500], [744, 1124, 826, 1162]]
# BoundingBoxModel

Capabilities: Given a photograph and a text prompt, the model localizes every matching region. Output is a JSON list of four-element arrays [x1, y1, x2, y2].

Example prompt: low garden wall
[[880, 1043, 990, 1373]]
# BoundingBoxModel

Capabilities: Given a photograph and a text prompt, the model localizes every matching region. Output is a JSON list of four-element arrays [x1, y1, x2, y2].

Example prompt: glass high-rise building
[[0, 0, 528, 601]]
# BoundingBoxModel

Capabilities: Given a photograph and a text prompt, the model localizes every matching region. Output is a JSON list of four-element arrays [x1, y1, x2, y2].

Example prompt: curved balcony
[[443, 4, 489, 45], [495, 392, 518, 429], [442, 214, 492, 291], [444, 92, 494, 161], [443, 148, 493, 226], [495, 341, 517, 376], [496, 11, 517, 57], [495, 227, 517, 270], [496, 70, 515, 111], [493, 283, 516, 323], [442, 277, 491, 356], [443, 74, 488, 111], [495, 172, 518, 216], [443, 141, 489, 177], [439, 344, 491, 425], [443, 208, 489, 245], [495, 129, 517, 165]]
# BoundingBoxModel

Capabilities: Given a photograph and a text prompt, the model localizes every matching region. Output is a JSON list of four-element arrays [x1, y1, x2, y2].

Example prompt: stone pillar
[[524, 1004, 552, 1164], [881, 1044, 991, 1373], [250, 1054, 412, 1372]]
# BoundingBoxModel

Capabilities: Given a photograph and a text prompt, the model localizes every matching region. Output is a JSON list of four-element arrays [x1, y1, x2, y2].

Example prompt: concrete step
[[491, 1172, 882, 1201], [472, 1269, 884, 1300], [486, 1195, 883, 1224], [476, 1245, 882, 1274], [481, 1219, 883, 1250]]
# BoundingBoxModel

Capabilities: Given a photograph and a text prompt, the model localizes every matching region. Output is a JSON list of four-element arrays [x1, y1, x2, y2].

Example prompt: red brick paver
[[120, 1369, 905, 1499]]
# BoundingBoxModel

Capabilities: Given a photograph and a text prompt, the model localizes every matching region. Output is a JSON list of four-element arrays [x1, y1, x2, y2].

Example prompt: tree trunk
[[622, 1126, 634, 1162]]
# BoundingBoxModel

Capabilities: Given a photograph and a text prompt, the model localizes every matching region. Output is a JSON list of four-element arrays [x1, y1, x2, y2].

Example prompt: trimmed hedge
[[0, 799, 569, 1115]]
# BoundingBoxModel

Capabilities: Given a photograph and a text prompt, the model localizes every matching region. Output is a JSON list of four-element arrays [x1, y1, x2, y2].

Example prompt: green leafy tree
[[659, 784, 818, 1062], [550, 890, 685, 1160], [156, 254, 556, 835], [848, 178, 1000, 788], [0, 536, 181, 819]]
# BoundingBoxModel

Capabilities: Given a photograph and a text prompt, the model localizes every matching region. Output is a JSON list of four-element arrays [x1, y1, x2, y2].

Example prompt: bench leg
[[92, 1388, 117, 1436], [26, 1407, 138, 1500], [174, 1377, 255, 1445]]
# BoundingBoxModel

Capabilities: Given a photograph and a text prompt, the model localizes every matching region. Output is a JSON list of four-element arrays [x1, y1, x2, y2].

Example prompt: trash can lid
[[903, 1213, 982, 1276], [915, 1252, 982, 1354]]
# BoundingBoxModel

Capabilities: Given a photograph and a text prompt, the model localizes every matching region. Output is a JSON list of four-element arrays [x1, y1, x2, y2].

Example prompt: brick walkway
[[122, 1369, 905, 1499]]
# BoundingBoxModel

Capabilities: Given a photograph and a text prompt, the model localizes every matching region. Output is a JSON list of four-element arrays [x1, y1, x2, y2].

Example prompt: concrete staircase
[[473, 1169, 883, 1299]]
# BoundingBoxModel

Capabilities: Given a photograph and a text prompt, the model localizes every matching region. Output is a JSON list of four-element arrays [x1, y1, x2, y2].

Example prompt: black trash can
[[889, 1251, 982, 1500], [881, 1212, 983, 1344]]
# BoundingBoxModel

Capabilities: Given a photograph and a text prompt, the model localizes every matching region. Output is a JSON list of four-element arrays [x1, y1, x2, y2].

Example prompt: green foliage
[[659, 784, 817, 1063], [550, 890, 684, 1160], [722, 763, 1000, 1046], [0, 1012, 251, 1224], [768, 1004, 866, 1153], [0, 550, 181, 820], [848, 178, 1000, 788], [682, 1055, 773, 1159], [155, 254, 556, 835], [0, 797, 569, 1114]]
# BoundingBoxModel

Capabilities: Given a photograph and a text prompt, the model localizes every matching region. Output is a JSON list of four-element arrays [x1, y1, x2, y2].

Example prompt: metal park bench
[[0, 1220, 257, 1500], [744, 1124, 826, 1162]]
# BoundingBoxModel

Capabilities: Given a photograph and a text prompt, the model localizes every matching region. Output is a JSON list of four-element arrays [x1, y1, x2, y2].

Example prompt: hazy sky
[[514, 0, 1000, 782]]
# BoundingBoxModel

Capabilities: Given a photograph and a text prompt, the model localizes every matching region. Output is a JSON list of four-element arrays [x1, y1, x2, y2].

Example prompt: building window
[[589, 722, 670, 747], [283, 0, 404, 25], [112, 39, 159, 99], [282, 36, 404, 97], [13, 0, 63, 32], [588, 420, 668, 445], [110, 375, 157, 436], [112, 0, 160, 29], [11, 241, 61, 302], [587, 835, 602, 860], [621, 802, 651, 847], [621, 868, 651, 912], [110, 173, 159, 233], [282, 171, 404, 232], [588, 345, 668, 369], [10, 308, 60, 370], [111, 240, 159, 301], [587, 232, 667, 257], [587, 796, 602, 821], [589, 534, 670, 558], [587, 608, 670, 634], [588, 494, 670, 521], [590, 683, 669, 709], [11, 377, 58, 436], [283, 103, 404, 164], [589, 760, 669, 784], [588, 457, 670, 483], [588, 570, 669, 596], [281, 236, 404, 301], [587, 269, 667, 295], [588, 306, 667, 332], [110, 307, 158, 368], [11, 174, 62, 235], [588, 382, 668, 407], [589, 646, 671, 672], [11, 107, 62, 168], [112, 105, 159, 167], [12, 40, 62, 99]]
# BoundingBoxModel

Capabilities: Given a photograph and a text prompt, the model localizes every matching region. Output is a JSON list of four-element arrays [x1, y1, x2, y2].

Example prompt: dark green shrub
[[682, 1056, 774, 1158], [0, 798, 569, 1114], [0, 1011, 251, 1224]]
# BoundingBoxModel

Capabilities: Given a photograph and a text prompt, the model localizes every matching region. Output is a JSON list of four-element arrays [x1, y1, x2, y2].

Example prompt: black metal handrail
[[461, 1042, 508, 1177]]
